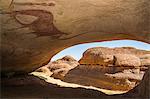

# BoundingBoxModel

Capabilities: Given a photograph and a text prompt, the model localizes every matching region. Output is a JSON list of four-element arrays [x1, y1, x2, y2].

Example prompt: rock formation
[[79, 47, 150, 65], [139, 54, 150, 66], [114, 54, 141, 67], [1, 0, 150, 75], [120, 67, 150, 98], [1, 0, 150, 98], [35, 66, 53, 77], [64, 47, 150, 91], [35, 55, 79, 79], [79, 47, 112, 65]]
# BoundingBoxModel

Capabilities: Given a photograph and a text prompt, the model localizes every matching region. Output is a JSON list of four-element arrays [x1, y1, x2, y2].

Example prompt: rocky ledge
[[63, 47, 150, 91]]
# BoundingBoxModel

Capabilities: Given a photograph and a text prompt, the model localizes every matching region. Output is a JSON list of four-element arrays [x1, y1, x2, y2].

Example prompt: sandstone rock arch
[[1, 0, 150, 74], [0, 0, 149, 98]]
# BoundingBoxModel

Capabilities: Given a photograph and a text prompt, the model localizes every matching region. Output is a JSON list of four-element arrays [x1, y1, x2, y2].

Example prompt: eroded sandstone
[[0, 0, 150, 98], [35, 55, 79, 79], [1, 0, 150, 74], [64, 47, 150, 91]]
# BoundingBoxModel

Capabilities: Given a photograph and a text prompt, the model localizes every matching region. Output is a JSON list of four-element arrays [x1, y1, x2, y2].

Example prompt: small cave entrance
[[33, 40, 150, 95]]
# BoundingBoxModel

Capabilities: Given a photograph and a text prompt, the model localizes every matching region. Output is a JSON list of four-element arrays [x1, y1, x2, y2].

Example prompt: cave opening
[[32, 40, 150, 95]]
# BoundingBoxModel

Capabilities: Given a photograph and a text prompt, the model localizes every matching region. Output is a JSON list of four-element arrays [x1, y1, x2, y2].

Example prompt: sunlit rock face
[[140, 54, 150, 66], [79, 47, 150, 70], [35, 55, 79, 79], [79, 47, 114, 65], [114, 54, 141, 67], [64, 47, 150, 91], [1, 0, 150, 75]]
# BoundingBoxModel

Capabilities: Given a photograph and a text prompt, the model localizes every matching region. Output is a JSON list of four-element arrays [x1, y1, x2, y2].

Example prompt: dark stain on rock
[[2, 9, 90, 40], [13, 2, 56, 6], [13, 10, 67, 38]]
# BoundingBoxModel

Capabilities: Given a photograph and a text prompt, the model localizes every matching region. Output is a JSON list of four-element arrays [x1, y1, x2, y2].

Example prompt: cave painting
[[12, 9, 68, 38], [2, 1, 66, 39], [1, 0, 89, 40]]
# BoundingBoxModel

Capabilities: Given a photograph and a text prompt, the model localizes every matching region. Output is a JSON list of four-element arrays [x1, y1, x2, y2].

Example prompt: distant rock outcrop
[[114, 54, 141, 67], [35, 55, 79, 79], [139, 54, 150, 66], [35, 47, 149, 91], [64, 47, 150, 91], [79, 47, 114, 65], [79, 47, 150, 66]]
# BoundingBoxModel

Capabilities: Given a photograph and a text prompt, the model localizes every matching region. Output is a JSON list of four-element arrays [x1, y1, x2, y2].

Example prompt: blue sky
[[51, 40, 150, 61]]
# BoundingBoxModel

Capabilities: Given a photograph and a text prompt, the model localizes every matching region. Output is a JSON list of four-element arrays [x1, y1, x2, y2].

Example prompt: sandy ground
[[31, 72, 127, 95]]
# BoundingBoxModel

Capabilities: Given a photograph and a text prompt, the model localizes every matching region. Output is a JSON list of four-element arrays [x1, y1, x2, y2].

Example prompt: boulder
[[79, 47, 149, 66], [139, 54, 150, 66], [35, 67, 53, 77], [79, 47, 114, 65], [122, 67, 150, 98], [105, 69, 144, 81], [35, 55, 79, 79], [114, 54, 141, 67]]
